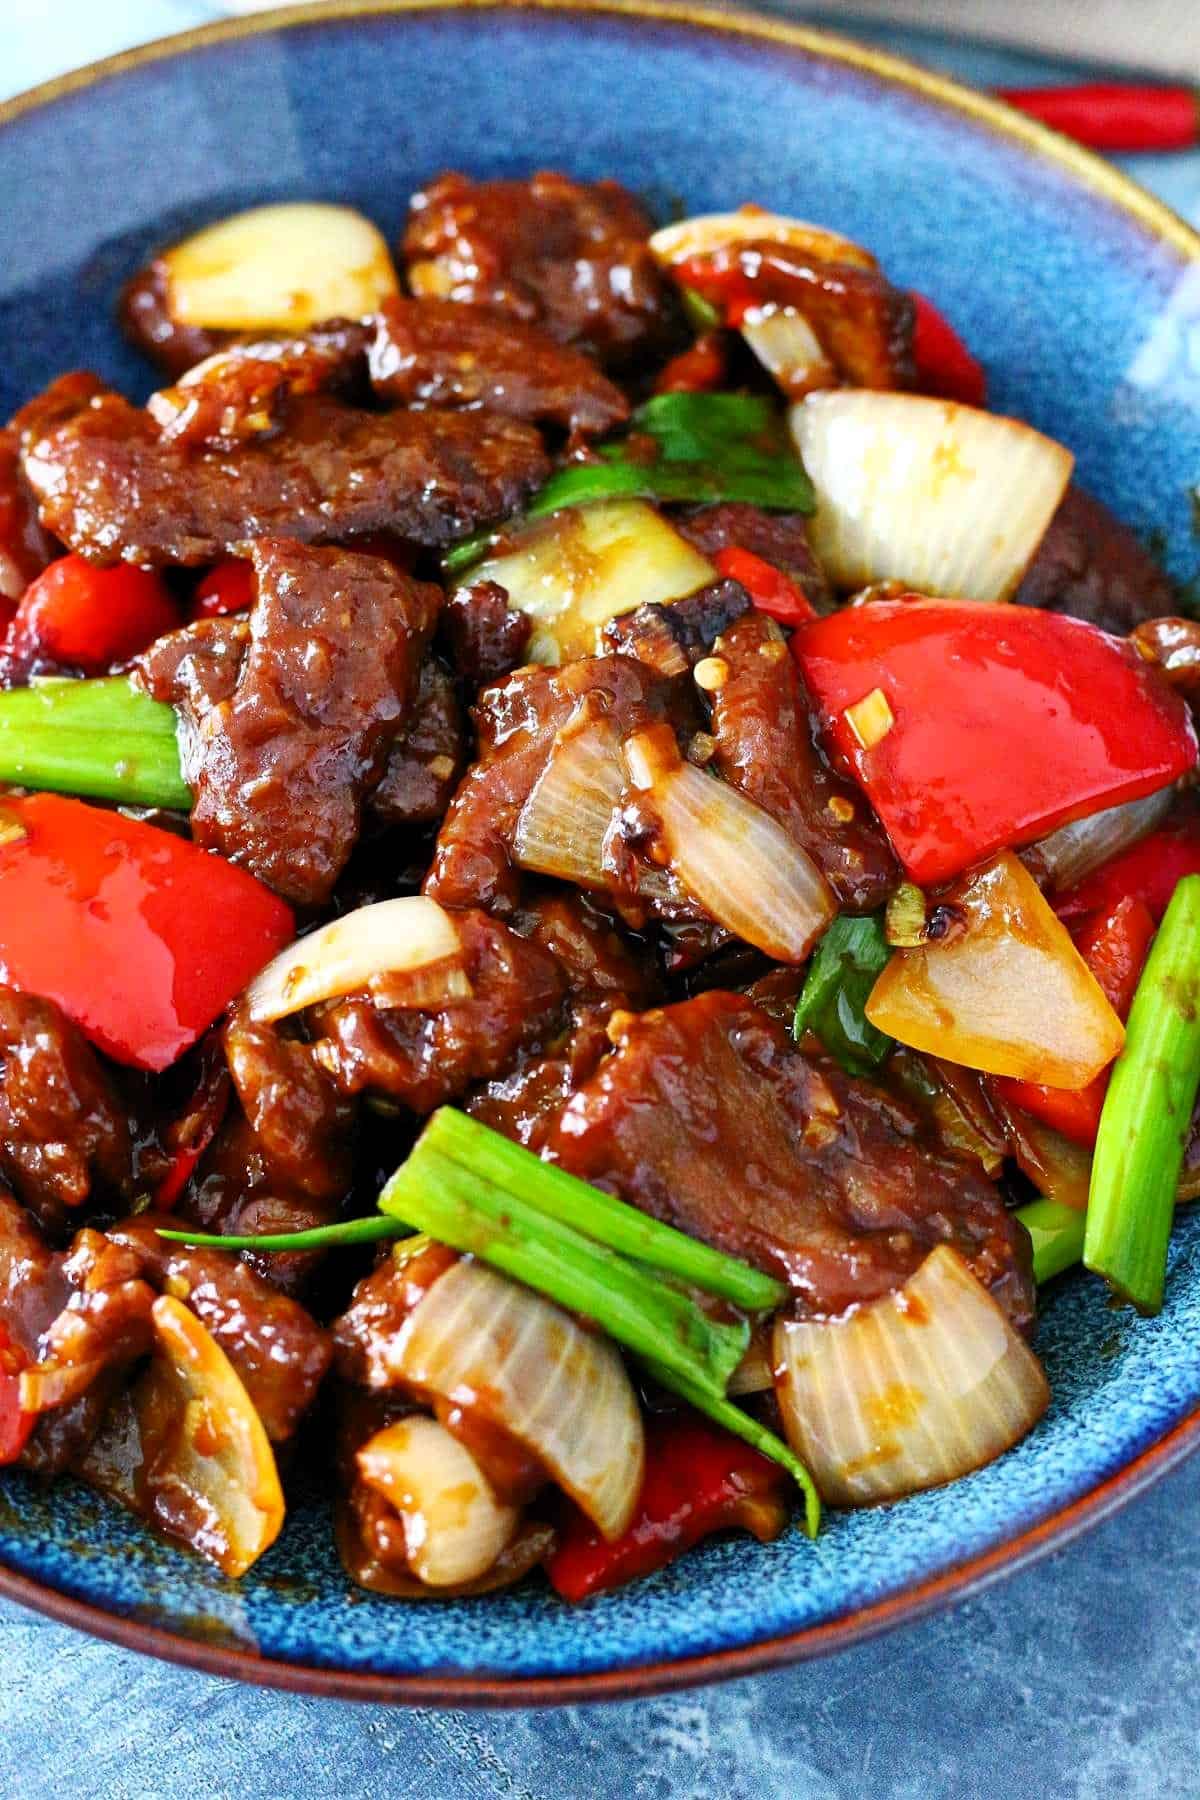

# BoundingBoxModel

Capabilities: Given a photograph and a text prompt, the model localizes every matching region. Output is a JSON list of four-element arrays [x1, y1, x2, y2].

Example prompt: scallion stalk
[[1084, 874, 1200, 1313], [1017, 1197, 1087, 1286], [155, 1214, 409, 1252], [0, 676, 189, 809]]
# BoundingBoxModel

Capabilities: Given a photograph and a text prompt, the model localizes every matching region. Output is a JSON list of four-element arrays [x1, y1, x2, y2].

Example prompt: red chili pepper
[[0, 794, 294, 1072], [997, 84, 1200, 153], [193, 558, 255, 620], [909, 293, 987, 407], [1055, 822, 1200, 925], [10, 555, 179, 674], [712, 545, 816, 625], [672, 254, 763, 329], [546, 1410, 787, 1602], [0, 1323, 34, 1466], [994, 895, 1156, 1145], [653, 330, 729, 395], [793, 600, 1197, 887]]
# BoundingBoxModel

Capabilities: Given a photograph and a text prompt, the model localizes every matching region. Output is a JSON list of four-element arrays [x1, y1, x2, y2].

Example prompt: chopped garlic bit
[[844, 687, 895, 751]]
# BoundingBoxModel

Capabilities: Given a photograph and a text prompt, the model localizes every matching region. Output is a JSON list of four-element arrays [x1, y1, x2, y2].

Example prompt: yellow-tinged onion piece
[[391, 1258, 644, 1542], [865, 850, 1124, 1088], [513, 709, 625, 886], [357, 1416, 521, 1588], [467, 499, 714, 664], [243, 896, 469, 1024], [773, 1245, 1050, 1505], [139, 1295, 284, 1577], [648, 208, 876, 272], [789, 391, 1074, 601], [624, 725, 836, 963], [162, 202, 399, 332], [739, 308, 837, 399]]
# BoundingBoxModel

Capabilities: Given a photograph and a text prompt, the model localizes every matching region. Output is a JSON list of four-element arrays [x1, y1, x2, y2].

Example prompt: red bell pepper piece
[[793, 600, 1197, 887], [193, 558, 255, 620], [0, 1323, 34, 1465], [546, 1410, 787, 1602], [672, 254, 763, 329], [910, 293, 987, 407], [994, 895, 1156, 1145], [0, 794, 293, 1072], [712, 545, 816, 626], [653, 330, 729, 395], [10, 554, 179, 674], [1055, 823, 1200, 925]]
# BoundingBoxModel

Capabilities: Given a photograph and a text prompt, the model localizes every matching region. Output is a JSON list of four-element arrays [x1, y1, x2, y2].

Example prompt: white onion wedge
[[624, 726, 836, 963], [649, 209, 876, 272], [740, 308, 836, 399], [773, 1246, 1049, 1505], [513, 710, 625, 886], [243, 897, 468, 1024], [469, 500, 714, 665], [357, 1416, 520, 1588], [393, 1259, 644, 1541], [789, 392, 1074, 601], [1024, 786, 1177, 893], [162, 202, 399, 332], [866, 850, 1125, 1087]]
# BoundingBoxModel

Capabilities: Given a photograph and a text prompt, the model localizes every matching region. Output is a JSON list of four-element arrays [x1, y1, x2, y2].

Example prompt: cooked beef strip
[[0, 1187, 68, 1361], [674, 504, 832, 612], [223, 1005, 354, 1202], [1015, 484, 1176, 633], [137, 538, 441, 904], [440, 580, 532, 686], [534, 991, 1035, 1330], [118, 259, 231, 377], [146, 321, 372, 450], [0, 988, 133, 1238], [602, 577, 752, 676], [708, 610, 899, 912], [16, 374, 550, 565], [0, 427, 55, 600], [369, 297, 629, 438], [370, 657, 465, 828], [403, 171, 680, 368]]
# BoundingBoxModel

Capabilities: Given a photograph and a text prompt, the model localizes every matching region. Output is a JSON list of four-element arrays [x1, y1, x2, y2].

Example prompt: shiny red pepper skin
[[1055, 823, 1200, 925], [653, 330, 729, 395], [994, 895, 1156, 1145], [0, 1323, 33, 1465], [0, 795, 294, 1072], [997, 84, 1200, 153], [546, 1410, 787, 1602], [193, 558, 255, 620], [10, 554, 179, 674], [910, 293, 987, 407], [713, 545, 816, 625], [793, 600, 1197, 887]]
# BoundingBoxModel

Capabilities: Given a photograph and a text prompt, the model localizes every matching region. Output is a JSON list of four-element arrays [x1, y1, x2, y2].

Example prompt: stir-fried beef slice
[[27, 1230, 156, 1402], [424, 654, 683, 914], [146, 321, 373, 450], [369, 297, 629, 439], [119, 259, 231, 377], [223, 1004, 355, 1202], [312, 909, 567, 1115], [1015, 483, 1176, 633], [674, 504, 832, 612], [0, 988, 133, 1237], [137, 538, 441, 904], [403, 171, 680, 368], [536, 991, 1035, 1330], [16, 374, 550, 566], [441, 580, 532, 685], [0, 428, 55, 600], [370, 657, 466, 828], [108, 1216, 332, 1440], [0, 1187, 68, 1361], [178, 1114, 341, 1297], [708, 610, 899, 912], [602, 578, 752, 676]]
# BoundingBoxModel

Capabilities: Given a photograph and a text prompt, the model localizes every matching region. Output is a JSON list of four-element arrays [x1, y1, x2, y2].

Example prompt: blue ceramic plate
[[2, 0, 1200, 1707]]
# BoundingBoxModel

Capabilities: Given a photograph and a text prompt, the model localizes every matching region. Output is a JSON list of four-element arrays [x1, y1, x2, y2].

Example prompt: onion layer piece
[[243, 896, 467, 1024], [513, 710, 625, 886], [866, 851, 1125, 1087], [773, 1246, 1050, 1505], [624, 725, 836, 962], [391, 1258, 645, 1542], [356, 1416, 520, 1588], [789, 392, 1073, 600], [162, 202, 399, 331], [740, 309, 836, 399], [649, 209, 876, 273]]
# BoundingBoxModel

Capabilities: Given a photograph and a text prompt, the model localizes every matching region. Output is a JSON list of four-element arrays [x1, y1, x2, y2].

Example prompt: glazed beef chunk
[[403, 171, 680, 368], [441, 580, 532, 685], [146, 322, 373, 450], [15, 373, 550, 565], [137, 538, 441, 904], [1016, 483, 1175, 633], [369, 297, 629, 438], [0, 428, 54, 600], [708, 610, 898, 911], [119, 259, 231, 377], [536, 992, 1034, 1330], [370, 657, 465, 828], [603, 577, 751, 676], [674, 504, 831, 613]]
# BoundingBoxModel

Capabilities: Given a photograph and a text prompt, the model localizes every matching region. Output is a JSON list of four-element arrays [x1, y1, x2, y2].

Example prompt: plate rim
[[2, 0, 1200, 1708]]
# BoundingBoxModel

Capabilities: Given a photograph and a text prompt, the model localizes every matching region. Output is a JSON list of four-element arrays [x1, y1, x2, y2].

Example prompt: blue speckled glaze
[[2, 4, 1200, 1695]]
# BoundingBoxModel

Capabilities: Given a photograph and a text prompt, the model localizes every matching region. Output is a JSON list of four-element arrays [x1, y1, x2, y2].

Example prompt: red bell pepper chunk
[[713, 546, 816, 626], [0, 794, 294, 1072], [653, 330, 729, 396], [193, 558, 255, 620], [0, 1323, 34, 1466], [10, 554, 179, 674], [910, 293, 987, 407], [793, 600, 1197, 887], [1055, 823, 1200, 925], [546, 1410, 787, 1602], [994, 895, 1156, 1145]]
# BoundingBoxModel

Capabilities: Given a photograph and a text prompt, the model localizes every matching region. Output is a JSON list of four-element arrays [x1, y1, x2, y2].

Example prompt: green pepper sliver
[[1084, 873, 1200, 1314], [1017, 1197, 1087, 1287]]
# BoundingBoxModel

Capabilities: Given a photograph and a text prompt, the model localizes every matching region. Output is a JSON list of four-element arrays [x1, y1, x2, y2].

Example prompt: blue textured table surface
[[3, 10, 1200, 1797]]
